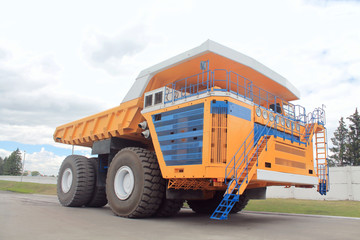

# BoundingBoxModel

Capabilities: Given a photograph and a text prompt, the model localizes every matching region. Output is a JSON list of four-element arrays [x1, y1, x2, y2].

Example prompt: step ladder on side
[[315, 126, 329, 195], [211, 121, 273, 220]]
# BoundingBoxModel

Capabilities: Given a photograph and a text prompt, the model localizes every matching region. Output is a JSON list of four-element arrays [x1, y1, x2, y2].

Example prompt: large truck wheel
[[155, 199, 184, 217], [230, 194, 249, 213], [106, 147, 164, 218], [187, 191, 223, 214], [57, 155, 95, 207], [85, 158, 108, 208], [188, 191, 248, 214]]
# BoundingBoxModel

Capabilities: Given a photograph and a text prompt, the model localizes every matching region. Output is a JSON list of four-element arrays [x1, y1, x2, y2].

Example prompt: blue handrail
[[225, 120, 274, 195], [164, 69, 307, 123]]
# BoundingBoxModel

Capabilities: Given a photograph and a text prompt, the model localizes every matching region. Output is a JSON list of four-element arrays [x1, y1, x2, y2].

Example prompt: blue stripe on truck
[[152, 103, 204, 166]]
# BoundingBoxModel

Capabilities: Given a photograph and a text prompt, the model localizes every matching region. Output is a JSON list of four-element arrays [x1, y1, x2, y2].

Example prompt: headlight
[[269, 112, 274, 122], [296, 124, 300, 131], [262, 110, 268, 120], [256, 107, 261, 117], [275, 115, 280, 124], [281, 118, 285, 126], [291, 122, 295, 130], [286, 120, 290, 128]]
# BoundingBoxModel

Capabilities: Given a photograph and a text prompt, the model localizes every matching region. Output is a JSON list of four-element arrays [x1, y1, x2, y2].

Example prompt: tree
[[329, 117, 348, 166], [346, 108, 360, 166], [0, 157, 4, 175], [31, 171, 40, 176], [3, 149, 22, 176]]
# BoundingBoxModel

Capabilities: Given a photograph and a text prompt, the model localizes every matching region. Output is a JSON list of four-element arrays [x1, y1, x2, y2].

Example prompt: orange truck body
[[54, 40, 329, 219]]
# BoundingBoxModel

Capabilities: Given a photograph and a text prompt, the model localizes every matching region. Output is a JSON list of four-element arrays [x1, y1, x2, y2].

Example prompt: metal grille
[[275, 157, 306, 169], [275, 144, 306, 157], [210, 102, 228, 164], [168, 178, 211, 190]]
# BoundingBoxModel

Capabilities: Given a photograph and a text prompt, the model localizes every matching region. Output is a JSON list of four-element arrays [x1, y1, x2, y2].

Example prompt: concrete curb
[[243, 210, 360, 220]]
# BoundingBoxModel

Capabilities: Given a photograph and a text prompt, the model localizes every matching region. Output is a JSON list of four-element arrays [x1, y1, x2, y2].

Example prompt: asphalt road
[[0, 191, 359, 240]]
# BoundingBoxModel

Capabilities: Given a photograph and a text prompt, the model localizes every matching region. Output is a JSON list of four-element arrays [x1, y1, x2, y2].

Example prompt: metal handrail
[[225, 120, 274, 194], [163, 69, 307, 123]]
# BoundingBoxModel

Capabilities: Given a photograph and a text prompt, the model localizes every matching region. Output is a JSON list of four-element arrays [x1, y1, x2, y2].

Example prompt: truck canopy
[[122, 40, 300, 104]]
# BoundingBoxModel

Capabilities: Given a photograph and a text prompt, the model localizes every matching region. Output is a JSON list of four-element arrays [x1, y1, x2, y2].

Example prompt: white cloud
[[82, 25, 150, 76], [0, 44, 108, 145], [0, 149, 11, 159], [22, 148, 65, 176]]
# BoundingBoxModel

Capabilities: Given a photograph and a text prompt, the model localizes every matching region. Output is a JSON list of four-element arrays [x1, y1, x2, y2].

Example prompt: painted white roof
[[122, 40, 300, 103]]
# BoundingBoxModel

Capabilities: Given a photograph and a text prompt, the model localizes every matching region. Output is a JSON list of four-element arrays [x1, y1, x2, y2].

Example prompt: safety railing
[[225, 120, 274, 191], [307, 106, 326, 125], [164, 69, 307, 123]]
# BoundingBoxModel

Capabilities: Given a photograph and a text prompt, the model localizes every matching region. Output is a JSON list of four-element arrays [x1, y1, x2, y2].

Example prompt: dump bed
[[53, 98, 145, 147]]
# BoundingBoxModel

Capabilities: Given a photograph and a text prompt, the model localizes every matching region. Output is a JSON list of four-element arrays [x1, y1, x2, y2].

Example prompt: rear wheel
[[187, 191, 223, 214], [57, 155, 95, 207], [230, 194, 249, 213], [106, 147, 164, 218], [85, 158, 108, 208], [188, 191, 248, 214], [155, 198, 184, 217]]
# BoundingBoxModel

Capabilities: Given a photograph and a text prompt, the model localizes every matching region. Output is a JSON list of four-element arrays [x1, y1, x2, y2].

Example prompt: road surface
[[0, 191, 359, 240]]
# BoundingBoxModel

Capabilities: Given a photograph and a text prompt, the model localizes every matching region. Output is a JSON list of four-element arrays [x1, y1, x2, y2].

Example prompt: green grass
[[245, 198, 360, 218], [0, 180, 57, 195]]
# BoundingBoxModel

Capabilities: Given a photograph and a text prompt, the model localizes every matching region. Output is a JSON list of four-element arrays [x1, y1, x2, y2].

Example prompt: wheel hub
[[114, 166, 135, 200], [61, 168, 73, 193]]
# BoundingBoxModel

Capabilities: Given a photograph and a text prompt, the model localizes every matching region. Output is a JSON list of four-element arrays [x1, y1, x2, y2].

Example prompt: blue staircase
[[211, 194, 240, 220], [210, 121, 274, 220]]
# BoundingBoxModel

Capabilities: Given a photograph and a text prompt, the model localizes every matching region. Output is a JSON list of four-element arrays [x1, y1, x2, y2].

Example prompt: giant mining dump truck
[[54, 40, 329, 220]]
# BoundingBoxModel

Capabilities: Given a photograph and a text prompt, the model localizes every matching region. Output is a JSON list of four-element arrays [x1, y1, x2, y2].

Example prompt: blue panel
[[211, 101, 251, 121], [158, 130, 203, 141], [211, 101, 228, 114], [152, 103, 204, 166], [228, 102, 251, 121], [254, 123, 305, 145]]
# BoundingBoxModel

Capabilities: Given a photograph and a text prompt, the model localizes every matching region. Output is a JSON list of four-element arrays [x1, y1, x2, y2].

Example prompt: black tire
[[155, 199, 184, 217], [230, 194, 249, 214], [85, 158, 108, 208], [57, 155, 95, 207], [187, 191, 223, 214], [188, 191, 248, 214], [106, 147, 164, 218]]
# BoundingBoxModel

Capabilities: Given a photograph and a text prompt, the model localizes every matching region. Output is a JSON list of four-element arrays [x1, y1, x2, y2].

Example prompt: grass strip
[[245, 198, 360, 218], [0, 180, 57, 195]]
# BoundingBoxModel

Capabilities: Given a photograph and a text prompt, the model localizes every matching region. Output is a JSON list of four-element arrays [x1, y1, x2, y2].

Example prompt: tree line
[[0, 149, 22, 175], [329, 108, 360, 166], [0, 149, 43, 176]]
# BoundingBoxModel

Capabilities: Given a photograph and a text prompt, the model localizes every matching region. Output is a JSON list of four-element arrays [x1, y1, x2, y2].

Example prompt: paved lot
[[0, 191, 359, 240]]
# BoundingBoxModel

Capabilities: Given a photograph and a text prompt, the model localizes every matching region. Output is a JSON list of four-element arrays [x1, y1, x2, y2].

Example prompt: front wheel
[[106, 147, 164, 218]]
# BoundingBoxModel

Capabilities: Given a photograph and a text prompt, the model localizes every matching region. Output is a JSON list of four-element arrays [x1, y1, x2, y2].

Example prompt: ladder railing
[[303, 106, 329, 195], [315, 127, 329, 195]]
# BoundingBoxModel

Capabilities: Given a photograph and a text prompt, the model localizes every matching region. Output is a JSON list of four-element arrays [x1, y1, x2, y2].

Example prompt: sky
[[0, 0, 359, 175]]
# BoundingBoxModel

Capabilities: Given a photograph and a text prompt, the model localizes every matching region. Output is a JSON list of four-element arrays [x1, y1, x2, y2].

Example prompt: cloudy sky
[[0, 0, 359, 175]]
